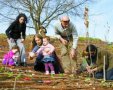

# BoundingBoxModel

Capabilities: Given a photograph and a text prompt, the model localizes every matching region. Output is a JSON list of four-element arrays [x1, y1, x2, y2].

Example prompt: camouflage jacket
[[93, 48, 113, 72]]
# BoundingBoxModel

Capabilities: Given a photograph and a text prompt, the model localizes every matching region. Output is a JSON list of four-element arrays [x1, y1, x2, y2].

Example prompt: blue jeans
[[94, 68, 113, 80], [94, 71, 103, 79], [106, 68, 113, 80]]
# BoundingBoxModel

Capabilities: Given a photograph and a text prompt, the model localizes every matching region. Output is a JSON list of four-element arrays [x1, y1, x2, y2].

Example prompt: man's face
[[61, 20, 69, 29]]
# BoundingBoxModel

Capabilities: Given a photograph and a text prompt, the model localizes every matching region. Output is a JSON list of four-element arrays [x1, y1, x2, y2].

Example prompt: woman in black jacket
[[6, 13, 27, 66]]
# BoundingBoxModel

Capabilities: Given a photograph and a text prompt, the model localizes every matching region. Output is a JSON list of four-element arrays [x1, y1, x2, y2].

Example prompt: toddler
[[2, 45, 19, 66]]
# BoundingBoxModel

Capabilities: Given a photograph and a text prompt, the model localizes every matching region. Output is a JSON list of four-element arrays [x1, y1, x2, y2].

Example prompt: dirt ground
[[0, 35, 113, 90]]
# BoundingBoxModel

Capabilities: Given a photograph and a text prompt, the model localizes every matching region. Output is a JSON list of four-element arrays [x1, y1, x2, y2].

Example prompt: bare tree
[[0, 0, 92, 33]]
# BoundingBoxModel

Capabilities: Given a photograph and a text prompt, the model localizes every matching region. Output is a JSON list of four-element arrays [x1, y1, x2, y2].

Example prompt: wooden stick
[[103, 55, 106, 81], [13, 77, 16, 90], [0, 81, 35, 83]]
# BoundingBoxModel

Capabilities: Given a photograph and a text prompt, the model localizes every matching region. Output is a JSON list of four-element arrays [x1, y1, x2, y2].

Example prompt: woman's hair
[[34, 34, 43, 40], [86, 44, 97, 53], [38, 26, 47, 37], [39, 26, 47, 33], [31, 34, 43, 50], [15, 13, 27, 24], [12, 45, 20, 52]]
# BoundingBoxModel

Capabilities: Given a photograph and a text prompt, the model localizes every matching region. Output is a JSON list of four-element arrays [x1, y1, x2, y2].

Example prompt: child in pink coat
[[36, 36, 55, 75], [2, 45, 19, 66]]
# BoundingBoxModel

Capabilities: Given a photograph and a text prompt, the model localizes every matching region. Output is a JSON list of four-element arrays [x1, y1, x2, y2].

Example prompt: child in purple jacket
[[2, 45, 19, 66]]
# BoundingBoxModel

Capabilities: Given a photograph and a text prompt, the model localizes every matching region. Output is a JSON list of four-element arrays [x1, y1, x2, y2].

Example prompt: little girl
[[81, 50, 89, 71], [2, 45, 19, 66], [36, 36, 55, 75]]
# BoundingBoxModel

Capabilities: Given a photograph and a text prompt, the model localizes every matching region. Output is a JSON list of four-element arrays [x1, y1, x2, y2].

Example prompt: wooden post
[[103, 55, 106, 81], [84, 6, 89, 46]]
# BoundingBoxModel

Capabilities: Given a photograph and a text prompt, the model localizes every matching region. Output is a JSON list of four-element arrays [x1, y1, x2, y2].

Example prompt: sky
[[87, 0, 113, 42], [0, 0, 113, 42], [72, 0, 113, 42]]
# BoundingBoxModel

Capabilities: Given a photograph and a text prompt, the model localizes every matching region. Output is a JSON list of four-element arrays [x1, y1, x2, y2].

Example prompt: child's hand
[[86, 66, 91, 69], [44, 48, 50, 53], [86, 66, 91, 72], [21, 39, 25, 43], [47, 51, 53, 55], [12, 55, 18, 59]]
